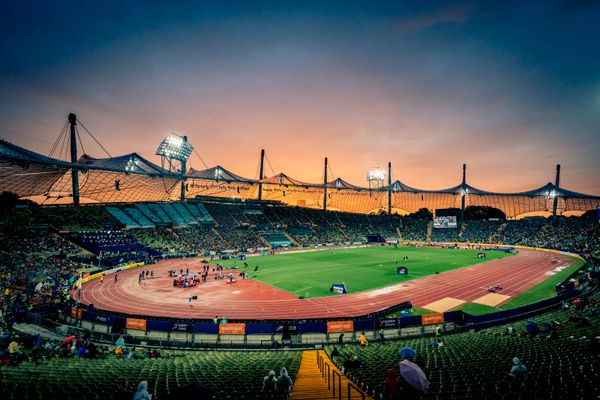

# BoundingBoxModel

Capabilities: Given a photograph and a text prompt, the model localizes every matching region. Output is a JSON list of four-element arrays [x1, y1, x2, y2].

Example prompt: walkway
[[290, 350, 372, 400]]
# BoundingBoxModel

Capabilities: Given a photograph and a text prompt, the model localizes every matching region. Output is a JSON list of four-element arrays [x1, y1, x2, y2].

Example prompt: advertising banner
[[126, 318, 147, 331], [327, 320, 354, 332], [219, 323, 246, 335], [421, 313, 444, 325]]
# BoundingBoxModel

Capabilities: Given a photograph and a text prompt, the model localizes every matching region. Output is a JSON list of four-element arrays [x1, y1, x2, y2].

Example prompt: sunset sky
[[1, 1, 599, 194]]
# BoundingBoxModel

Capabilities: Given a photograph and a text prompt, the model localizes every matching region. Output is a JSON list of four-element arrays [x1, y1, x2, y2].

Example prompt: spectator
[[338, 333, 344, 346], [133, 380, 152, 400], [262, 370, 277, 392], [115, 335, 126, 352], [342, 356, 364, 374], [509, 357, 527, 378], [382, 368, 401, 400], [276, 367, 293, 397], [359, 331, 368, 346], [8, 339, 20, 364], [330, 346, 340, 357], [128, 346, 138, 360]]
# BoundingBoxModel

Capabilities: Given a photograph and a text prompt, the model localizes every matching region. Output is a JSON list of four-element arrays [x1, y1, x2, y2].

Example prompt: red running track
[[76, 249, 573, 320]]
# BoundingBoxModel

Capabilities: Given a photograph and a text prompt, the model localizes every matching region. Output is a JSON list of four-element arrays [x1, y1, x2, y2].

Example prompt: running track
[[76, 249, 573, 320]]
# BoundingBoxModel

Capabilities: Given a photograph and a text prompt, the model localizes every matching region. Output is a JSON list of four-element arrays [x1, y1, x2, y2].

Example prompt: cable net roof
[[0, 138, 598, 217]]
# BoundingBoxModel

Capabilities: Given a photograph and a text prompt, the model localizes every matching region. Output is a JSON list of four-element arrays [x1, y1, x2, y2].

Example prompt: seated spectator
[[128, 346, 138, 360], [8, 339, 20, 364], [342, 356, 365, 374], [509, 357, 527, 378]]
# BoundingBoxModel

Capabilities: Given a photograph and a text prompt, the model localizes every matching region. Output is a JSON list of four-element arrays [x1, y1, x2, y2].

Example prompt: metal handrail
[[332, 369, 342, 399], [318, 350, 368, 400], [347, 381, 366, 400]]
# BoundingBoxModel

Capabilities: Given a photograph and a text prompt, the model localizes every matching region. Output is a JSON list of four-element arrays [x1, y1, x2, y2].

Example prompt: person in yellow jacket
[[358, 331, 368, 346]]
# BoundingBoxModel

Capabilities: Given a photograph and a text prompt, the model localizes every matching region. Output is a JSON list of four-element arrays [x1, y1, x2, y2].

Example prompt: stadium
[[0, 113, 599, 400]]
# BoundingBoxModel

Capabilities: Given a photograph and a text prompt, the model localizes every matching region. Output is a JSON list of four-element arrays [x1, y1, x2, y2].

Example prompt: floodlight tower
[[460, 163, 467, 221], [367, 167, 386, 190], [323, 157, 328, 211], [552, 164, 561, 221], [68, 113, 80, 206], [387, 162, 392, 215], [155, 133, 193, 201]]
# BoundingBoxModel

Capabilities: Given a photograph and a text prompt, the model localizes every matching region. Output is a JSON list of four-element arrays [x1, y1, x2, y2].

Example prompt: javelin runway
[[76, 249, 573, 320]]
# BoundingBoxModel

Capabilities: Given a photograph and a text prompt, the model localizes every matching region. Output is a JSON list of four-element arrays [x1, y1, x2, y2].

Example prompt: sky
[[1, 0, 599, 194]]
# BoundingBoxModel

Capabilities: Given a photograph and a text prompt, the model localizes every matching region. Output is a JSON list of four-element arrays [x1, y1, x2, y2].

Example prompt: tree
[[0, 191, 19, 210], [464, 206, 506, 220], [408, 208, 433, 220]]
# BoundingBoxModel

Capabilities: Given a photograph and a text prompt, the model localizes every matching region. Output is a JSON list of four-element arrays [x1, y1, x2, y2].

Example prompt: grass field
[[219, 246, 512, 298]]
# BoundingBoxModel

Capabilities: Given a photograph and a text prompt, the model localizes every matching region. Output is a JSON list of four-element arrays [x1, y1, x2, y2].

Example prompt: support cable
[[192, 148, 209, 169], [78, 120, 112, 158], [265, 153, 276, 176], [49, 121, 69, 158]]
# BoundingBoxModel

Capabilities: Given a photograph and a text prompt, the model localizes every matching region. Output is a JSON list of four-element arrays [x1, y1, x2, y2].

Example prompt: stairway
[[284, 231, 302, 248], [290, 350, 373, 400]]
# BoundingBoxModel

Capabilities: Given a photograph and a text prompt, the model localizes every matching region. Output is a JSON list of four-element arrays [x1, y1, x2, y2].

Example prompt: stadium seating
[[123, 207, 155, 228], [325, 307, 600, 400], [106, 207, 141, 229], [0, 349, 302, 400]]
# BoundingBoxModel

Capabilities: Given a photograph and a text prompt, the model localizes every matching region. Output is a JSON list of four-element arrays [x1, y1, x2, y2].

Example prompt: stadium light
[[155, 133, 193, 163], [367, 167, 386, 182], [125, 156, 139, 172]]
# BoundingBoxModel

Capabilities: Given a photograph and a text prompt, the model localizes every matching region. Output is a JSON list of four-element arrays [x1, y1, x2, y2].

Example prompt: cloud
[[394, 4, 472, 36]]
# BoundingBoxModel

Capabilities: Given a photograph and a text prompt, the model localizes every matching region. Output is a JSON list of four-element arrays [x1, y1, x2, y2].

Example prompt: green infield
[[218, 246, 512, 298]]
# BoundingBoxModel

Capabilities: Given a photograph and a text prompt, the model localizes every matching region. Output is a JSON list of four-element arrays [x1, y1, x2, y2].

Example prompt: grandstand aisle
[[290, 350, 373, 400]]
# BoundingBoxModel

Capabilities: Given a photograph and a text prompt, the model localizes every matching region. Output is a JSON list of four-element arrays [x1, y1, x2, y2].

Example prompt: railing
[[316, 350, 366, 400]]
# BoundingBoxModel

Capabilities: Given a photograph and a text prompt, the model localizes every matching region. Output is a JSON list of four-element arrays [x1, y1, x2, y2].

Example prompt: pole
[[552, 164, 561, 221], [388, 161, 392, 215], [460, 163, 466, 222], [323, 157, 328, 211], [258, 149, 265, 200], [68, 113, 80, 206], [180, 136, 188, 201]]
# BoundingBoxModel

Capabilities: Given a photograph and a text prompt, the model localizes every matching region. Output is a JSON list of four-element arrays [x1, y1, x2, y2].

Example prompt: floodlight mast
[[552, 164, 561, 221], [388, 161, 392, 215], [323, 157, 328, 211], [460, 163, 467, 222], [68, 113, 80, 206], [258, 149, 265, 201], [180, 135, 188, 201]]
